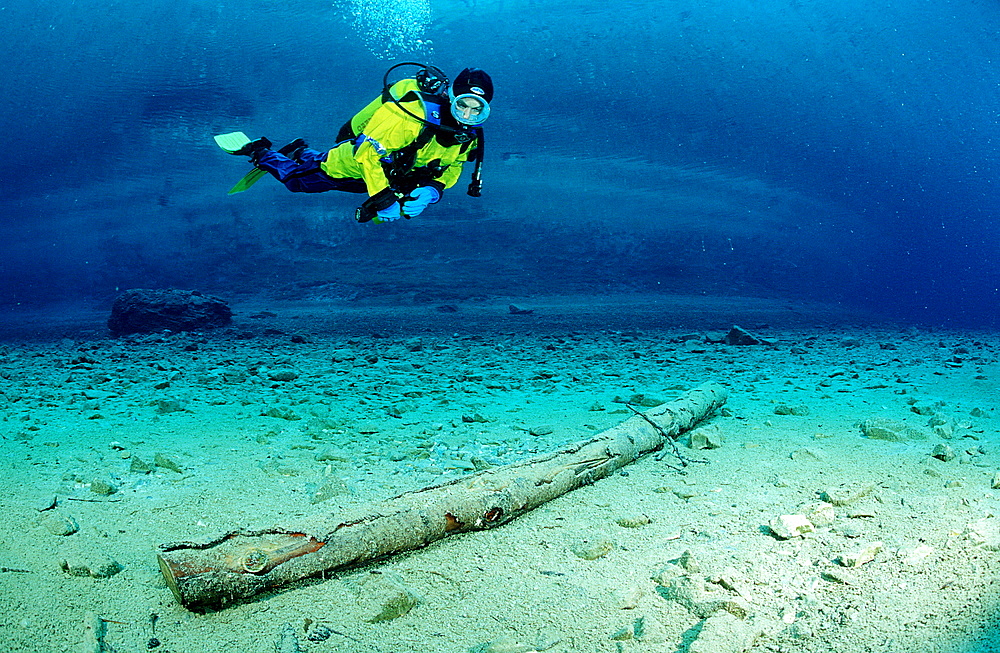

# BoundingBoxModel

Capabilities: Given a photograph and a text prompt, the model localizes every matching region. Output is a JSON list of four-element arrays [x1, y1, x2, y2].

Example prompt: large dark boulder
[[108, 289, 232, 336]]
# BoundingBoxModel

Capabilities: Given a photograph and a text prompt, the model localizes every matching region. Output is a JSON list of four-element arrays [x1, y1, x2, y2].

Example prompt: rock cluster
[[107, 288, 232, 336]]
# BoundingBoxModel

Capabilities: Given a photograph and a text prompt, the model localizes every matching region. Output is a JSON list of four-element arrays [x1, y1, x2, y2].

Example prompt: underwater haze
[[0, 0, 998, 324], [7, 3, 1000, 652]]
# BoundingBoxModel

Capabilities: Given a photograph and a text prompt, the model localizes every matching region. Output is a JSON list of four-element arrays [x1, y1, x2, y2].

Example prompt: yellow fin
[[213, 131, 251, 153], [228, 168, 266, 194]]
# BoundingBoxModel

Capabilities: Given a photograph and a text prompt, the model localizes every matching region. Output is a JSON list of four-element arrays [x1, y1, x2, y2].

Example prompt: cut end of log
[[157, 554, 185, 606]]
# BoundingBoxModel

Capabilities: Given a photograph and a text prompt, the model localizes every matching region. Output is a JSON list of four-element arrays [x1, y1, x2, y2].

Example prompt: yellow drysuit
[[320, 79, 478, 198]]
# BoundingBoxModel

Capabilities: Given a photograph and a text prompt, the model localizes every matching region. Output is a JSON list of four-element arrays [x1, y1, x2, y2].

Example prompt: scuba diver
[[218, 64, 492, 225]]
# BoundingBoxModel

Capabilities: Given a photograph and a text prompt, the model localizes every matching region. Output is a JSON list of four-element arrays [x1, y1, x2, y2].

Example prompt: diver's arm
[[353, 104, 423, 197], [433, 159, 465, 191], [437, 137, 479, 191]]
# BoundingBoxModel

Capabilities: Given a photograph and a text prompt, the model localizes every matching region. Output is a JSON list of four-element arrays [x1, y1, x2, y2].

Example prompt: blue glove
[[401, 186, 441, 217], [373, 202, 405, 224]]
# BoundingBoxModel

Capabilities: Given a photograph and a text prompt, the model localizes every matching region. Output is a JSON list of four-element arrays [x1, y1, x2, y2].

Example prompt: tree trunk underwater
[[157, 382, 729, 611]]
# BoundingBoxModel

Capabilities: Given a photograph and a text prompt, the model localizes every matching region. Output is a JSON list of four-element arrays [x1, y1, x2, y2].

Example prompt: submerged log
[[157, 382, 728, 611]]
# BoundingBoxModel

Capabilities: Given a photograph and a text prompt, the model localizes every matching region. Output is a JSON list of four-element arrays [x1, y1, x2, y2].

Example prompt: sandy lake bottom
[[1, 293, 999, 653]]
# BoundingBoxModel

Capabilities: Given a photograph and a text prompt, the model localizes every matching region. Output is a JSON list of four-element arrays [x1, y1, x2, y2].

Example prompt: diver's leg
[[254, 150, 334, 193], [256, 149, 368, 194], [295, 149, 367, 192]]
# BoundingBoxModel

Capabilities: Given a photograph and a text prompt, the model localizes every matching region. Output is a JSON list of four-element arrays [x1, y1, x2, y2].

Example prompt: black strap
[[356, 186, 405, 223], [381, 127, 436, 186]]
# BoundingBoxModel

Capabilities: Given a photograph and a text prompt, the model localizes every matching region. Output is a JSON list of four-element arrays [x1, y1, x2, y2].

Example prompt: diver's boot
[[230, 137, 272, 159], [277, 138, 306, 155], [279, 138, 307, 162]]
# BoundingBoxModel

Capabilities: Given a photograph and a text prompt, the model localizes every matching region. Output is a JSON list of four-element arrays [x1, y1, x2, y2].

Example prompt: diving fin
[[215, 133, 307, 194], [214, 131, 252, 154], [228, 169, 267, 195], [215, 132, 261, 194]]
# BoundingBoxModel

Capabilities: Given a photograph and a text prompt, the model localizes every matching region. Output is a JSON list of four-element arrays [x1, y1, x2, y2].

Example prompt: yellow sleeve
[[432, 143, 474, 190]]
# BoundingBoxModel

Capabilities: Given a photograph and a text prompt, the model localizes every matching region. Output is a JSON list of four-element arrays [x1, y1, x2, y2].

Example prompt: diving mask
[[450, 93, 490, 126]]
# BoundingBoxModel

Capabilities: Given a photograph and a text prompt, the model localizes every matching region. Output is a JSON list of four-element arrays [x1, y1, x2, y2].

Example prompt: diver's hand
[[373, 202, 405, 224], [401, 186, 441, 218]]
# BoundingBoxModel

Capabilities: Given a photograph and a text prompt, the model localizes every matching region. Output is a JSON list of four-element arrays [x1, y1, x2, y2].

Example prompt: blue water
[[0, 0, 997, 325]]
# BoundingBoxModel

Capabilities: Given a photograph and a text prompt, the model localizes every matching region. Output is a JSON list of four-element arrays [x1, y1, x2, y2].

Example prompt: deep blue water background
[[1, 0, 998, 326]]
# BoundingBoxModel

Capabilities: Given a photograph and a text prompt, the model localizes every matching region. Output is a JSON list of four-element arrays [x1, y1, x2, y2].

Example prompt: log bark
[[157, 382, 728, 611]]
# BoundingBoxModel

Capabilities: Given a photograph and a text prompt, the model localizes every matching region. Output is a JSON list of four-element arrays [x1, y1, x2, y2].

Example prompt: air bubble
[[349, 0, 433, 59]]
